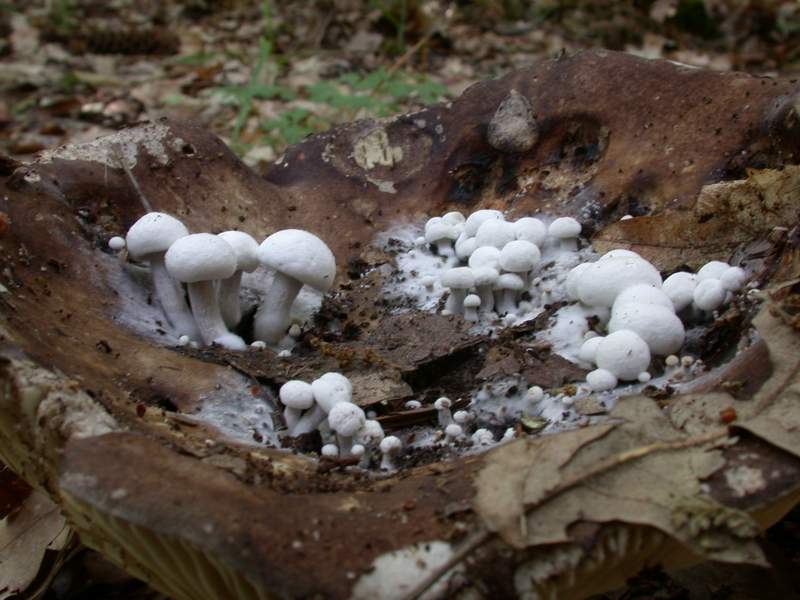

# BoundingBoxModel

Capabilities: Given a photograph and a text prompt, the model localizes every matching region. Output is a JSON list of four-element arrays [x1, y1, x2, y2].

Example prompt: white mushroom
[[595, 330, 651, 381], [464, 209, 504, 236], [608, 303, 685, 356], [720, 266, 747, 291], [471, 428, 494, 446], [548, 217, 581, 251], [355, 419, 385, 447], [499, 240, 541, 282], [321, 444, 339, 458], [279, 380, 315, 435], [463, 294, 481, 322], [434, 397, 453, 428], [351, 444, 366, 459], [693, 278, 726, 311], [526, 386, 544, 402], [578, 336, 604, 364], [577, 256, 662, 307], [586, 368, 618, 391], [254, 229, 336, 344], [472, 266, 499, 312], [612, 283, 674, 312], [125, 212, 199, 339], [108, 236, 126, 251], [494, 273, 524, 315], [441, 267, 474, 314], [164, 233, 245, 350], [454, 233, 478, 261], [379, 436, 402, 471], [474, 219, 516, 250], [453, 410, 472, 425], [598, 249, 641, 261], [217, 231, 259, 328], [697, 261, 730, 281], [425, 220, 458, 256], [292, 372, 352, 435], [442, 211, 465, 226], [512, 217, 547, 247], [444, 424, 463, 443], [662, 272, 698, 312], [565, 263, 591, 301], [328, 402, 366, 457]]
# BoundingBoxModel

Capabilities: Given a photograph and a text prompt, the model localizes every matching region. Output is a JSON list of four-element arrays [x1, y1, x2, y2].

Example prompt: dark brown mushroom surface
[[1, 50, 800, 599]]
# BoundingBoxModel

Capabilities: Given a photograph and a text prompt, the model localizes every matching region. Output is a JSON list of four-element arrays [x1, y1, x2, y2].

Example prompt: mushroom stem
[[219, 271, 244, 328], [187, 280, 238, 346], [283, 406, 303, 433], [292, 404, 326, 436], [476, 286, 494, 313], [497, 289, 517, 315], [433, 240, 454, 257], [149, 254, 199, 339], [254, 271, 303, 344], [445, 289, 467, 314], [337, 434, 354, 457]]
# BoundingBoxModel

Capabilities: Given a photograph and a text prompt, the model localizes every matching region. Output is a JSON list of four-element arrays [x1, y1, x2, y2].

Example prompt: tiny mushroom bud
[[165, 233, 245, 350], [526, 386, 544, 402], [595, 330, 651, 381], [255, 229, 336, 345], [548, 217, 581, 251], [421, 276, 436, 290], [453, 410, 472, 424], [217, 231, 260, 328], [321, 444, 339, 458], [441, 267, 475, 314], [464, 209, 504, 237], [351, 444, 366, 459], [662, 272, 698, 312], [328, 402, 366, 457], [279, 380, 315, 435], [693, 278, 726, 311], [586, 368, 618, 392], [404, 400, 422, 410], [512, 217, 547, 247], [434, 397, 453, 428], [638, 371, 652, 383], [444, 424, 463, 443], [126, 212, 199, 339], [108, 236, 126, 251], [471, 428, 494, 446], [665, 355, 680, 367], [379, 436, 402, 471], [463, 294, 481, 322]]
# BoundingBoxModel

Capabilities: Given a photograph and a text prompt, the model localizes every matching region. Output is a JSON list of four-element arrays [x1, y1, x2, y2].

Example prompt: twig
[[399, 427, 729, 600], [385, 28, 435, 78], [112, 144, 152, 213]]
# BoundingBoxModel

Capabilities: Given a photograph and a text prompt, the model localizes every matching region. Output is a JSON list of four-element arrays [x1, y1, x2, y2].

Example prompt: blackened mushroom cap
[[258, 229, 336, 292]]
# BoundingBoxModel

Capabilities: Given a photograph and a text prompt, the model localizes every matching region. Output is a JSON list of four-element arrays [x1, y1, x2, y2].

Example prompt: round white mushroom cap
[[464, 209, 504, 236], [355, 419, 385, 445], [424, 217, 443, 234], [463, 294, 481, 309], [380, 435, 402, 454], [662, 271, 698, 312], [441, 267, 474, 290], [499, 240, 541, 273], [475, 219, 516, 249], [494, 273, 525, 292], [321, 444, 339, 458], [218, 231, 260, 272], [693, 278, 726, 311], [468, 246, 501, 270], [471, 428, 494, 446], [442, 211, 465, 226], [578, 336, 604, 364], [328, 402, 366, 437], [577, 256, 662, 307], [126, 212, 189, 260], [612, 284, 675, 313], [586, 368, 618, 392], [434, 397, 452, 410], [720, 266, 747, 291], [472, 266, 499, 287], [697, 261, 730, 281], [279, 380, 315, 410], [512, 217, 547, 247], [599, 249, 641, 261], [425, 221, 458, 246], [165, 233, 237, 282], [445, 424, 463, 439], [565, 263, 591, 301], [311, 372, 353, 413], [453, 410, 471, 424], [526, 386, 544, 402], [608, 303, 685, 356], [595, 330, 651, 381], [548, 217, 581, 239], [454, 234, 478, 261], [108, 236, 126, 251], [258, 229, 336, 292]]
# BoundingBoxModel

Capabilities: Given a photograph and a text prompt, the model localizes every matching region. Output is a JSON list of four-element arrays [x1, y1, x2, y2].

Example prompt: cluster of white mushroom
[[418, 210, 582, 321], [278, 373, 404, 470], [111, 212, 336, 350], [432, 397, 513, 448], [567, 250, 748, 391]]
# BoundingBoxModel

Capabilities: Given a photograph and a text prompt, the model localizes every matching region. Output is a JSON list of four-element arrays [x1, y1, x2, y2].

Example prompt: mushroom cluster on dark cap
[[116, 212, 336, 350]]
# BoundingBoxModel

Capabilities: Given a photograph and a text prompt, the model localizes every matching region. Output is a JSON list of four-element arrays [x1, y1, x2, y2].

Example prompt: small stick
[[112, 144, 152, 213]]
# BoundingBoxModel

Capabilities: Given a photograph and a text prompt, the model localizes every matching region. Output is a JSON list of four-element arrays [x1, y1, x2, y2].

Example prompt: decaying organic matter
[[1, 50, 800, 599]]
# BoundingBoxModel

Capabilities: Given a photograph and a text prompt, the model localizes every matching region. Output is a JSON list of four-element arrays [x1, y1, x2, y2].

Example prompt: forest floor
[[1, 1, 800, 598]]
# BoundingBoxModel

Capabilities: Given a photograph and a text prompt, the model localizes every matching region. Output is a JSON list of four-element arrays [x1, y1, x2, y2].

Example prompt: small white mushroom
[[453, 410, 472, 425], [697, 261, 730, 281], [608, 303, 685, 356], [662, 272, 698, 312], [217, 231, 260, 328], [638, 371, 652, 383], [475, 219, 516, 250], [444, 424, 463, 443], [586, 368, 618, 391], [351, 444, 366, 459], [471, 266, 499, 312], [612, 284, 674, 312], [355, 419, 385, 447], [255, 229, 336, 344], [512, 217, 547, 247], [434, 397, 453, 428], [548, 217, 581, 251], [108, 236, 126, 251], [164, 233, 245, 350], [463, 294, 481, 322], [595, 330, 651, 381], [565, 263, 591, 301], [577, 257, 662, 307], [578, 336, 604, 364], [292, 372, 353, 435], [279, 380, 315, 435], [328, 402, 366, 457], [454, 233, 478, 261], [494, 273, 524, 315], [441, 267, 475, 314], [404, 400, 422, 410], [425, 220, 458, 256], [526, 386, 544, 402], [693, 278, 726, 311], [464, 209, 504, 237], [442, 211, 465, 226], [720, 266, 747, 291], [421, 276, 436, 290], [321, 444, 339, 458], [126, 212, 199, 339], [379, 436, 402, 471], [471, 428, 494, 446], [499, 240, 541, 282]]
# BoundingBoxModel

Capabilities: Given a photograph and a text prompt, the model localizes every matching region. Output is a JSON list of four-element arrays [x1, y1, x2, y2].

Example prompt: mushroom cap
[[720, 266, 747, 291], [693, 278, 726, 310], [454, 234, 477, 260], [463, 294, 481, 309], [595, 330, 651, 381], [126, 212, 189, 260], [599, 249, 641, 261], [355, 419, 385, 445], [350, 444, 366, 458], [697, 260, 730, 281], [577, 257, 663, 307], [445, 424, 463, 438], [612, 284, 674, 313], [311, 373, 352, 413], [608, 303, 685, 356], [424, 217, 443, 235], [218, 231, 260, 273], [321, 444, 339, 458], [526, 386, 544, 402], [258, 229, 336, 292], [441, 267, 475, 289], [453, 410, 471, 424], [328, 402, 366, 436], [425, 221, 458, 244], [513, 217, 547, 247], [464, 209, 504, 236], [495, 272, 525, 291], [662, 271, 698, 312], [472, 266, 499, 287], [442, 211, 465, 226], [471, 428, 494, 446], [499, 240, 541, 273], [475, 220, 516, 249], [586, 368, 618, 392], [566, 263, 591, 300], [548, 217, 581, 239], [469, 246, 501, 270], [279, 380, 315, 410], [578, 336, 604, 364], [380, 435, 402, 453], [434, 397, 452, 410], [165, 233, 237, 283], [108, 236, 126, 251]]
